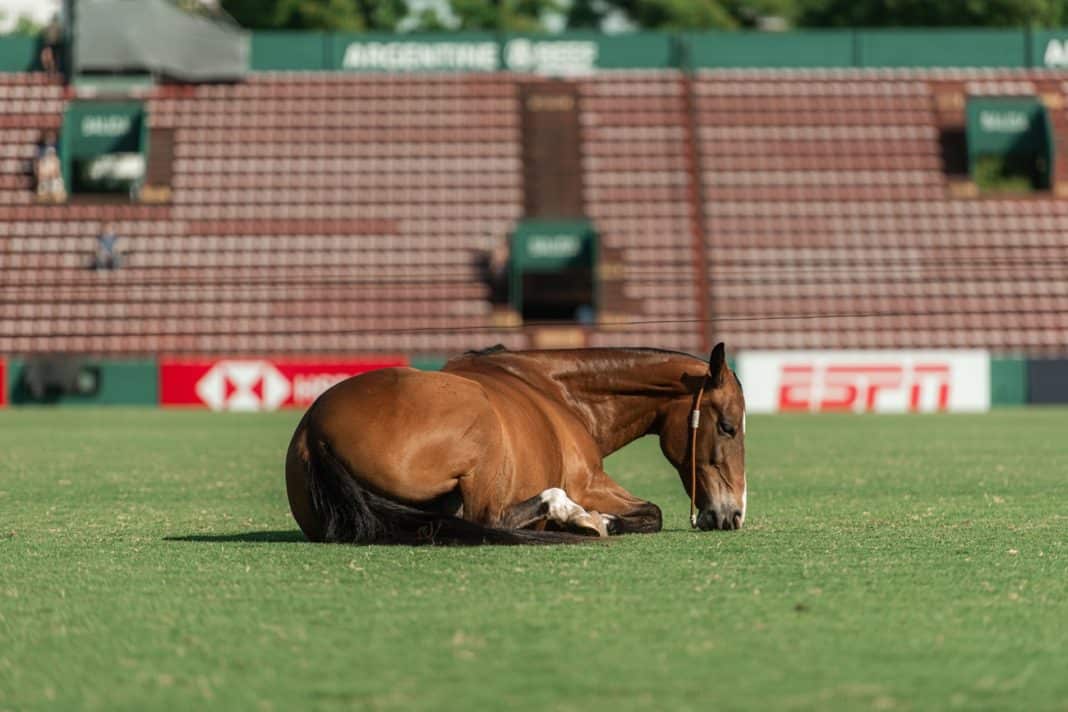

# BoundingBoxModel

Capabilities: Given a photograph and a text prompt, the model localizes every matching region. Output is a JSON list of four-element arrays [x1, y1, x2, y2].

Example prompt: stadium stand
[[2, 60, 1068, 357], [578, 70, 704, 351], [1, 73, 531, 355], [698, 69, 1068, 354]]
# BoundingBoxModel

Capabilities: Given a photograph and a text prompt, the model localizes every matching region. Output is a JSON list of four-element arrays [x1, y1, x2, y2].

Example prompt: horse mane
[[463, 345, 703, 362], [617, 347, 705, 363], [457, 345, 741, 392], [464, 344, 509, 357]]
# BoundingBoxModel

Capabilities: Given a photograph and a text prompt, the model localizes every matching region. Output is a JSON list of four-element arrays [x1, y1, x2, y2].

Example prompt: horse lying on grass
[[285, 343, 745, 545]]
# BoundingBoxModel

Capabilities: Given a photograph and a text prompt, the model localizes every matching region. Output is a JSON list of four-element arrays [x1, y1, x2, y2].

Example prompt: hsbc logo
[[195, 360, 291, 412], [160, 357, 409, 410], [739, 351, 990, 414]]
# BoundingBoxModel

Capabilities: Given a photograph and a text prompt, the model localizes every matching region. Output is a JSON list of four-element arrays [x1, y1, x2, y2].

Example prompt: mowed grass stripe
[[1, 408, 1066, 711]]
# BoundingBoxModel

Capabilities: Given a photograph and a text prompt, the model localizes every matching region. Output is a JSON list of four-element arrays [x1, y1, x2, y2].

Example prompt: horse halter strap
[[689, 372, 711, 529]]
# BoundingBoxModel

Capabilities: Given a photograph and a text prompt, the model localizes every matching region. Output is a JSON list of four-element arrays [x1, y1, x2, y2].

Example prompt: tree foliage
[[796, 0, 1068, 27], [571, 0, 1068, 30], [219, 0, 1068, 31], [221, 0, 407, 31], [449, 0, 565, 31], [0, 10, 46, 35], [576, 0, 737, 30]]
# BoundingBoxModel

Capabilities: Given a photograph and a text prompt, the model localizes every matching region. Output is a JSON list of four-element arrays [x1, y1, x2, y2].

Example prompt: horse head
[[657, 343, 747, 531]]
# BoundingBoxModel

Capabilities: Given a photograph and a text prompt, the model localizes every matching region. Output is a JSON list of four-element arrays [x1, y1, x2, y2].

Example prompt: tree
[[567, 0, 1068, 29], [0, 10, 46, 35], [567, 0, 738, 30], [449, 0, 564, 31], [797, 0, 1066, 27], [220, 0, 1068, 32], [221, 0, 563, 31], [221, 0, 407, 31]]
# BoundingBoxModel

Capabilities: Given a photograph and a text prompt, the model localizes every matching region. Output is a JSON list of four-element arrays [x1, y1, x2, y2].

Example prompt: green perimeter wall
[[410, 356, 447, 371], [240, 28, 1068, 72], [856, 29, 1025, 68], [684, 30, 853, 68], [259, 31, 675, 73], [0, 356, 1032, 405], [250, 31, 328, 71], [6, 359, 157, 405], [9, 26, 1068, 72], [0, 35, 38, 71], [991, 357, 1028, 406]]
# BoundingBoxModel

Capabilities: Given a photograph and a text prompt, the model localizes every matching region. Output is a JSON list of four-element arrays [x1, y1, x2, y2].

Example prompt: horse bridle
[[688, 359, 713, 529]]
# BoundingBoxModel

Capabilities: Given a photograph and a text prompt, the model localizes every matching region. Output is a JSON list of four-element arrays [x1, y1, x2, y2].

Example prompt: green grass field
[[2, 408, 1067, 711]]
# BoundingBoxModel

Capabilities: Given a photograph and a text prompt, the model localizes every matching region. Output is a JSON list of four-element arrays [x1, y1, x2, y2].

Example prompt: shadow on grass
[[165, 530, 306, 544]]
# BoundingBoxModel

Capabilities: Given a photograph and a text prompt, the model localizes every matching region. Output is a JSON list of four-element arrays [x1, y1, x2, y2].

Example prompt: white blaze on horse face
[[740, 409, 747, 525], [740, 483, 747, 526]]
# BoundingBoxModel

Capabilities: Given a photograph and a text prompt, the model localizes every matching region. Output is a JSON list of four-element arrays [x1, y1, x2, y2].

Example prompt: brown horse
[[285, 344, 746, 544]]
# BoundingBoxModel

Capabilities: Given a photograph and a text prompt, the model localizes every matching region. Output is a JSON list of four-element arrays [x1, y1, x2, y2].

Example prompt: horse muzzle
[[695, 507, 744, 531]]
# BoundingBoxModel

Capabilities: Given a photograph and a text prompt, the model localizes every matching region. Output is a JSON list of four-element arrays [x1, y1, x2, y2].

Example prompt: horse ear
[[708, 342, 727, 387]]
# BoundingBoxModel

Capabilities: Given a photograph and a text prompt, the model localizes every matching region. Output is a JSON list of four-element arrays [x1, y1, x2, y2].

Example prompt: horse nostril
[[731, 511, 743, 529]]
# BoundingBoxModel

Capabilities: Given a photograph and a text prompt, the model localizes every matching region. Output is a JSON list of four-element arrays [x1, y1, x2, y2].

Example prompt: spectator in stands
[[91, 223, 123, 271], [478, 233, 511, 305], [39, 14, 63, 78], [34, 129, 66, 203]]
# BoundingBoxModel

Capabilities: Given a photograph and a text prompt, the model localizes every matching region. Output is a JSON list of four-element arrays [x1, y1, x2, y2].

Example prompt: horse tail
[[305, 439, 589, 546]]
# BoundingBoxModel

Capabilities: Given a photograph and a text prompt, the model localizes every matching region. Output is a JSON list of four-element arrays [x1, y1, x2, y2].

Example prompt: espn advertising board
[[160, 357, 408, 412], [738, 350, 990, 414]]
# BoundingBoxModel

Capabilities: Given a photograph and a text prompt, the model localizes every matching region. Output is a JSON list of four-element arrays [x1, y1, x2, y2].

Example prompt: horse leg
[[497, 488, 608, 537], [571, 471, 663, 535]]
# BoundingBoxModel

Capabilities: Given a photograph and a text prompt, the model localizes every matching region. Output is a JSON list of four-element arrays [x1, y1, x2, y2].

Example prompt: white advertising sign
[[738, 350, 990, 414]]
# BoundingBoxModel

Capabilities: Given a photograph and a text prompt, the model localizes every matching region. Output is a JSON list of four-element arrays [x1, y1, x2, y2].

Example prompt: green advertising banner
[[251, 31, 329, 70], [63, 101, 145, 157], [1032, 31, 1068, 68], [0, 36, 38, 72], [965, 96, 1053, 188], [509, 219, 597, 316], [7, 359, 158, 406], [246, 28, 1068, 72], [966, 97, 1049, 157], [510, 219, 597, 273], [410, 356, 448, 371], [61, 100, 147, 193], [330, 32, 499, 72], [686, 31, 853, 68], [502, 32, 675, 73], [857, 29, 1026, 68], [990, 357, 1028, 406]]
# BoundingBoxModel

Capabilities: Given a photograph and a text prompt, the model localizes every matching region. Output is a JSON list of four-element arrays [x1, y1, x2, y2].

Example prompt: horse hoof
[[574, 511, 608, 537]]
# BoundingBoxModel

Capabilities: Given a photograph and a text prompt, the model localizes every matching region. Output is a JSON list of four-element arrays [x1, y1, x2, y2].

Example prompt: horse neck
[[534, 351, 701, 456]]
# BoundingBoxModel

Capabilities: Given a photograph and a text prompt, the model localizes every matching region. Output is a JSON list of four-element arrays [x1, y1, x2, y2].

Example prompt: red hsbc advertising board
[[0, 358, 6, 408], [160, 357, 409, 411], [738, 350, 990, 414]]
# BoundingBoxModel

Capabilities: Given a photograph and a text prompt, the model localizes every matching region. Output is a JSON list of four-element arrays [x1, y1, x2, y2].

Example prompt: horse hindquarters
[[285, 418, 324, 542], [286, 416, 590, 546]]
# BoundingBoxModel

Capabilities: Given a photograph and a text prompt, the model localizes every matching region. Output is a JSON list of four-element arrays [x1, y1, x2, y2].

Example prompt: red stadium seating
[[1, 69, 1067, 355], [696, 69, 1068, 353]]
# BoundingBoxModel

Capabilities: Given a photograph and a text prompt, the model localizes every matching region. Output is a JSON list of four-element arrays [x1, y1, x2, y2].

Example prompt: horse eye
[[718, 420, 736, 437]]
